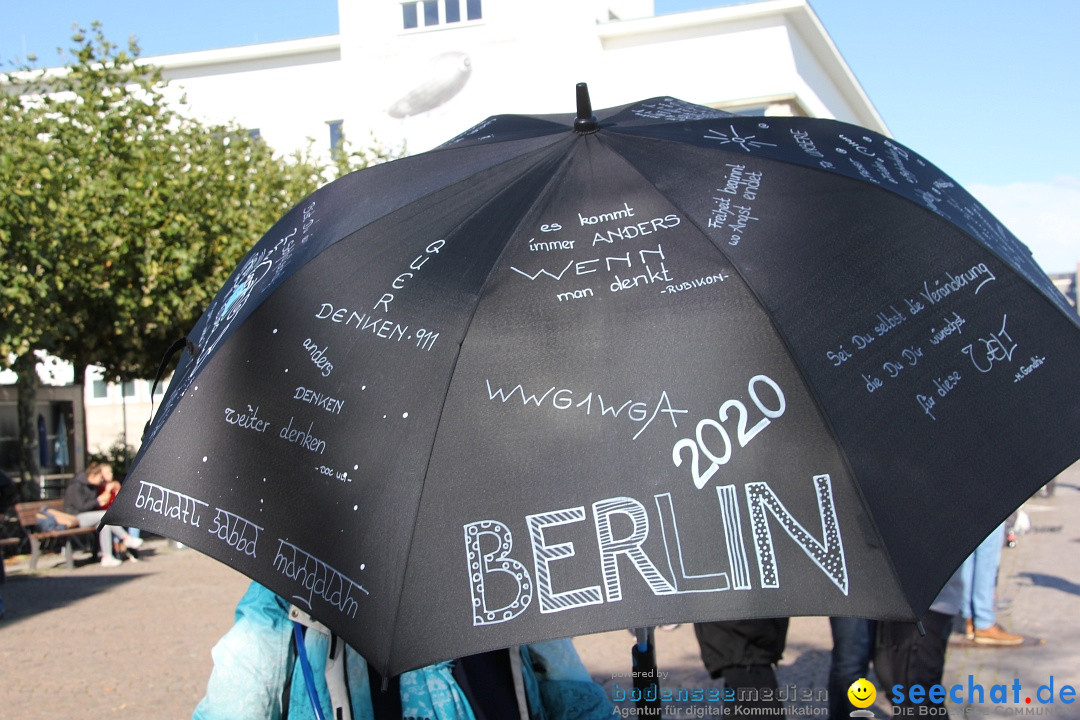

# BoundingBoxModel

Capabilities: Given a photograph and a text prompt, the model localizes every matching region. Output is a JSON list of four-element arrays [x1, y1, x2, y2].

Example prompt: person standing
[[693, 618, 789, 716], [959, 524, 1023, 646], [827, 617, 876, 719], [874, 569, 964, 717]]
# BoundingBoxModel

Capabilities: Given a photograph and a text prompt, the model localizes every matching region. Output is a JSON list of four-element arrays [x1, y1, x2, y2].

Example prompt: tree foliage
[[1, 24, 400, 381]]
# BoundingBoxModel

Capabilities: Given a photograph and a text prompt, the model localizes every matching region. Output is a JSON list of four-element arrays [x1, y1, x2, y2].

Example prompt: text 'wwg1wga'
[[273, 539, 368, 618], [136, 480, 209, 528], [484, 378, 688, 441]]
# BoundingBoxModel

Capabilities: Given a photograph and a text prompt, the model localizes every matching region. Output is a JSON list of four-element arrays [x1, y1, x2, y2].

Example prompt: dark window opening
[[402, 2, 418, 29]]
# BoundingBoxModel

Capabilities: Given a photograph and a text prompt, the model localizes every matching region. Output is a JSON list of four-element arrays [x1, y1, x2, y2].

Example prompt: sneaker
[[100, 556, 123, 568], [973, 624, 1024, 646], [124, 535, 144, 550]]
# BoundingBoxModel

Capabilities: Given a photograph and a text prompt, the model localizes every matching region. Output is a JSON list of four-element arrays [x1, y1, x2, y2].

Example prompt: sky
[[2, 0, 1078, 272]]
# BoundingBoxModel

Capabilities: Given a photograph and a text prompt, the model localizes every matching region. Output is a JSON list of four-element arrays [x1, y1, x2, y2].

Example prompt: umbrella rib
[[383, 137, 579, 674], [596, 130, 918, 619]]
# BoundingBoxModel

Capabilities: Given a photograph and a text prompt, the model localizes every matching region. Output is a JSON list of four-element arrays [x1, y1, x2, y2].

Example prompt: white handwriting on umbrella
[[373, 238, 445, 314], [465, 474, 847, 626], [273, 539, 368, 618], [511, 242, 670, 282], [703, 126, 777, 152], [673, 375, 786, 489], [963, 314, 1018, 374], [484, 379, 687, 441], [208, 508, 262, 557], [135, 480, 209, 529]]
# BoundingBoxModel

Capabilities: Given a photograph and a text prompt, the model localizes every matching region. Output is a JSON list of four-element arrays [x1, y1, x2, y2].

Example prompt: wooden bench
[[14, 500, 100, 570]]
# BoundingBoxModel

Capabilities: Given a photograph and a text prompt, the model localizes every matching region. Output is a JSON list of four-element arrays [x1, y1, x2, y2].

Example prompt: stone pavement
[[2, 460, 1077, 719]]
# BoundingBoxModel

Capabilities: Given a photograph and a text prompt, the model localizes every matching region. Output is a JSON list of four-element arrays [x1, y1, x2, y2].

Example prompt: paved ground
[[2, 460, 1077, 719]]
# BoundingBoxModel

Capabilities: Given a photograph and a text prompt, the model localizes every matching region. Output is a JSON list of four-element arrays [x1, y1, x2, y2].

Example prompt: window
[[401, 0, 481, 30], [328, 120, 344, 157], [91, 378, 108, 399], [445, 0, 460, 22], [402, 2, 419, 28], [122, 380, 136, 398]]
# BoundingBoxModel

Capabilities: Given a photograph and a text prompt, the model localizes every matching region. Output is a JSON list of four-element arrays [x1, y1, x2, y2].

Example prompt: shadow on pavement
[[1016, 571, 1080, 597], [0, 570, 146, 626]]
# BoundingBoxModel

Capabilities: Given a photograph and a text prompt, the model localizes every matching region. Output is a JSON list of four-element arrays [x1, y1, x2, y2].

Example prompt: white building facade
[[70, 0, 889, 457], [153, 0, 886, 160]]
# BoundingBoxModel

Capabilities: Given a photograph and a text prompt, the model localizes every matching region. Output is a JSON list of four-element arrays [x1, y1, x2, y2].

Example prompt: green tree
[[1, 25, 399, 486]]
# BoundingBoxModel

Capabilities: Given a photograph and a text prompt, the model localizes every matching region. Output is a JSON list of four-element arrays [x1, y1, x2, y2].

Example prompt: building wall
[[146, 0, 887, 162], [83, 369, 163, 458], [16, 0, 893, 461], [154, 39, 347, 158]]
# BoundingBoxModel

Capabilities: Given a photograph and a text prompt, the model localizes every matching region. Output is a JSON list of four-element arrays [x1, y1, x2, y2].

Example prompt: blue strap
[[293, 621, 327, 720]]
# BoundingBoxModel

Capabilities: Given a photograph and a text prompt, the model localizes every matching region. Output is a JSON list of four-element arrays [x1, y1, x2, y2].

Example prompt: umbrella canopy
[[105, 86, 1080, 677]]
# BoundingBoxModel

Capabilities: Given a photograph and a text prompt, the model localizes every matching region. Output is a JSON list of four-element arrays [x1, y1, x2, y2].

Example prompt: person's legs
[[828, 617, 875, 719], [76, 510, 114, 559], [76, 510, 106, 528], [76, 510, 134, 563], [98, 527, 119, 560], [124, 527, 143, 560], [874, 612, 953, 716], [959, 549, 976, 638], [722, 665, 784, 716], [969, 524, 1004, 630]]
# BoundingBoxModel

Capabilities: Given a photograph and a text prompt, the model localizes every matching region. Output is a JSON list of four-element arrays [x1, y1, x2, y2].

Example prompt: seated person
[[62, 462, 142, 567]]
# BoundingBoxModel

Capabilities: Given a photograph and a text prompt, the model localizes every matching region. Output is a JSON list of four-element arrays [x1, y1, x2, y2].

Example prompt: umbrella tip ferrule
[[574, 82, 599, 134]]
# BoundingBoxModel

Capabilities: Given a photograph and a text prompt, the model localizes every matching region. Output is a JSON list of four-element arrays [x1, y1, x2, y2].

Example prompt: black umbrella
[[105, 85, 1079, 678]]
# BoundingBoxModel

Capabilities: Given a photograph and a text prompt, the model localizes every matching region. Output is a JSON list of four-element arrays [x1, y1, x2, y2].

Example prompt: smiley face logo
[[847, 677, 876, 709]]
